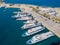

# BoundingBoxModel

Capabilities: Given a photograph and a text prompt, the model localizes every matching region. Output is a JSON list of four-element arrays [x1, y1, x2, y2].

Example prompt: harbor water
[[0, 0, 60, 45]]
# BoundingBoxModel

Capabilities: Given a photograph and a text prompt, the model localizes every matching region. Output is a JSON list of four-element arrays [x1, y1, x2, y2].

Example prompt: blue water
[[3, 0, 60, 7], [0, 0, 60, 45]]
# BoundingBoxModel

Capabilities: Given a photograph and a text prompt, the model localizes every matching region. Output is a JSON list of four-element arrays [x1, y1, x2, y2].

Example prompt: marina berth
[[12, 12, 31, 18], [21, 21, 41, 29], [13, 12, 31, 15], [12, 14, 27, 18], [22, 26, 45, 37], [24, 20, 37, 24], [16, 16, 32, 21], [26, 31, 54, 44]]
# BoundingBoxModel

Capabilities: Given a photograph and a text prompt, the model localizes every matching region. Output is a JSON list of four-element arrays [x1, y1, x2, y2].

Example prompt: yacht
[[12, 12, 31, 18], [24, 20, 36, 24], [26, 31, 54, 44], [21, 21, 41, 29], [22, 26, 45, 37], [16, 16, 32, 21]]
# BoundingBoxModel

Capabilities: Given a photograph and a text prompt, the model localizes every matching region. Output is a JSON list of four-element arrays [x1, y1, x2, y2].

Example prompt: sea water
[[3, 0, 60, 7], [0, 0, 60, 45]]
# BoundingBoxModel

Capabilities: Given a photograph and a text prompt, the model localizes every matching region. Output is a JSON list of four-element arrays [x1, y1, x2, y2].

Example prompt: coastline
[[0, 3, 60, 38]]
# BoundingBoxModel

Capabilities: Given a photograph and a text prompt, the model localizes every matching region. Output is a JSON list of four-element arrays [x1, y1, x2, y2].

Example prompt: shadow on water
[[3, 0, 60, 8]]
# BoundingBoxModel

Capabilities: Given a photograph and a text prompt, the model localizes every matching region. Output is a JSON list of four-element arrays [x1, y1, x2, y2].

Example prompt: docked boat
[[21, 21, 41, 29], [16, 16, 32, 21], [24, 20, 36, 24], [26, 31, 54, 44], [22, 26, 45, 37], [12, 12, 31, 18]]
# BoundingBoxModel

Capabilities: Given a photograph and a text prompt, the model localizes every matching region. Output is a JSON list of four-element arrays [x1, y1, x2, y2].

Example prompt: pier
[[19, 5, 60, 38], [31, 11, 60, 38]]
